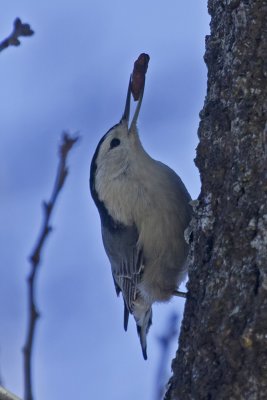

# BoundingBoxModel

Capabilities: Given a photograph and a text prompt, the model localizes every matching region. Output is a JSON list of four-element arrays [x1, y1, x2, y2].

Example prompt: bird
[[90, 75, 192, 360]]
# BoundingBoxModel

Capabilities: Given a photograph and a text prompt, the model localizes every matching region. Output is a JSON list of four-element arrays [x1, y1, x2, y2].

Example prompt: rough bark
[[165, 1, 267, 399]]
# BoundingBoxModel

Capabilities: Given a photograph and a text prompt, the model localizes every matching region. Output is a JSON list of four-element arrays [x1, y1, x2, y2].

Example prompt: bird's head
[[90, 77, 146, 188]]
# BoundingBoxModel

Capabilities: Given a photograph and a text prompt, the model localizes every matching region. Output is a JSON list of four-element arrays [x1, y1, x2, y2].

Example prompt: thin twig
[[23, 132, 79, 400], [155, 313, 179, 400], [0, 386, 22, 400], [0, 18, 34, 53]]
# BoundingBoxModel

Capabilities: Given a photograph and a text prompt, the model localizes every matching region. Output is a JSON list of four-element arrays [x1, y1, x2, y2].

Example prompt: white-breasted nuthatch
[[90, 76, 191, 359]]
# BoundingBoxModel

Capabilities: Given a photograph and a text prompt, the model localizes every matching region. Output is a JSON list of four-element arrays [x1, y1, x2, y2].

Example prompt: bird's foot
[[173, 290, 187, 298]]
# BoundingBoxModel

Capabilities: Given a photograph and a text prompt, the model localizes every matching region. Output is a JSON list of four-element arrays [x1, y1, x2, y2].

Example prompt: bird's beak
[[121, 76, 131, 124], [121, 75, 145, 132]]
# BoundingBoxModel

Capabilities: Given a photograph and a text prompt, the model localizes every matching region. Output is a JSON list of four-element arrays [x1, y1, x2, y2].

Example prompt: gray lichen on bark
[[165, 0, 267, 399]]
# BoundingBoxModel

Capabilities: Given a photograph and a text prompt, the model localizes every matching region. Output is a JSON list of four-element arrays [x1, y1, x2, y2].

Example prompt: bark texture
[[165, 0, 267, 399]]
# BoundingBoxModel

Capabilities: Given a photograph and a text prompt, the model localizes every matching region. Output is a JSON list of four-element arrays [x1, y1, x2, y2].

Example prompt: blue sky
[[0, 2, 209, 399]]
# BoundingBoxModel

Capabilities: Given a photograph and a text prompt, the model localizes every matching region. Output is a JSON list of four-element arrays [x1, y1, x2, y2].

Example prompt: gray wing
[[101, 223, 143, 330]]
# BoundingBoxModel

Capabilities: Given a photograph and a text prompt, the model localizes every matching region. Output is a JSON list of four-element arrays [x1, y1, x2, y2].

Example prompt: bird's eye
[[110, 138, 121, 149]]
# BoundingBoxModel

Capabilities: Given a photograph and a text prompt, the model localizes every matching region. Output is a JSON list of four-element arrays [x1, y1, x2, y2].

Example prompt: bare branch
[[0, 386, 21, 400], [0, 18, 34, 53], [23, 132, 79, 400]]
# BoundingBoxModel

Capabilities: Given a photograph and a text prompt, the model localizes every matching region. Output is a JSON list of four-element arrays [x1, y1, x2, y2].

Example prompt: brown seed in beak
[[131, 53, 150, 101]]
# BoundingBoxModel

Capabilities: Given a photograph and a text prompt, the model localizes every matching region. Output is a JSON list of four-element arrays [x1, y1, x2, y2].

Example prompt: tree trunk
[[165, 1, 267, 399]]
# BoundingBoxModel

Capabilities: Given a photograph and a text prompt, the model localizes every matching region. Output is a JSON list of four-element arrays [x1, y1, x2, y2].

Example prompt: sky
[[0, 2, 209, 399]]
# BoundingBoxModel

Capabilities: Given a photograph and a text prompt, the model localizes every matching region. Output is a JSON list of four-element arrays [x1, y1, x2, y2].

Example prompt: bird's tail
[[133, 300, 152, 360]]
